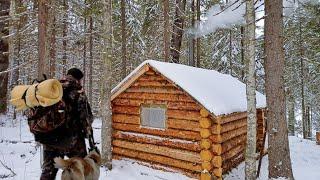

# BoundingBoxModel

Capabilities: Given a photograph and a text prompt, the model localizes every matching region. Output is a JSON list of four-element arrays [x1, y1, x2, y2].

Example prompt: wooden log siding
[[113, 123, 201, 140], [113, 131, 201, 152], [113, 139, 201, 163], [111, 68, 266, 178], [113, 147, 202, 172], [112, 98, 201, 111]]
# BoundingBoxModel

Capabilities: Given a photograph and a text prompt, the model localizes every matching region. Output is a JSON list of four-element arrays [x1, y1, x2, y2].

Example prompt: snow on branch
[[0, 159, 16, 178]]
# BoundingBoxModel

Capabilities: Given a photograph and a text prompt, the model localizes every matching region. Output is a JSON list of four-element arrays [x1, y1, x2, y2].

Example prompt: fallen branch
[[0, 159, 16, 177]]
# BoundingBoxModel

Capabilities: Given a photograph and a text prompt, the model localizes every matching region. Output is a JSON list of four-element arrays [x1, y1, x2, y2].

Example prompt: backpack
[[26, 100, 68, 144]]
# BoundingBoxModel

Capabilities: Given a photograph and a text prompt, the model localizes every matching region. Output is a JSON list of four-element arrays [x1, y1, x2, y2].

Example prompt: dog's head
[[87, 148, 102, 166]]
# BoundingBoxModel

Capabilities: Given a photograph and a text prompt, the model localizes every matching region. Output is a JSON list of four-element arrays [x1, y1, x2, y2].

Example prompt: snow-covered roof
[[111, 60, 266, 116]]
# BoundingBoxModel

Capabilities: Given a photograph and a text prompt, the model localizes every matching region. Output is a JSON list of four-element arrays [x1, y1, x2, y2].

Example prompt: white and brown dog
[[54, 149, 101, 180]]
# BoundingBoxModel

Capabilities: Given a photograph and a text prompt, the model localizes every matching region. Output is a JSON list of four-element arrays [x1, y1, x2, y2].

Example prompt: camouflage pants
[[40, 139, 87, 180]]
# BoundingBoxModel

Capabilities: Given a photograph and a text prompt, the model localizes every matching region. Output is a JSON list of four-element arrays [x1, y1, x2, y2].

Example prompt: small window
[[141, 105, 166, 129]]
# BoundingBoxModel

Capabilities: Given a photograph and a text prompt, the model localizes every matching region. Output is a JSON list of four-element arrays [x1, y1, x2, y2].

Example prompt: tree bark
[[196, 0, 200, 67], [244, 1, 256, 179], [287, 92, 295, 136], [89, 16, 93, 105], [0, 0, 10, 113], [170, 0, 186, 63], [162, 0, 170, 62], [101, 0, 113, 170], [49, 2, 56, 78], [188, 0, 195, 66], [299, 19, 307, 139], [120, 0, 126, 79], [38, 0, 49, 79], [240, 26, 245, 81], [62, 0, 68, 74], [265, 0, 294, 179]]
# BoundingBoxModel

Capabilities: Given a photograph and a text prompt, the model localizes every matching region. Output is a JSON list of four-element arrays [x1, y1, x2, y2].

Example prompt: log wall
[[212, 109, 266, 174], [111, 69, 202, 178], [111, 68, 266, 179]]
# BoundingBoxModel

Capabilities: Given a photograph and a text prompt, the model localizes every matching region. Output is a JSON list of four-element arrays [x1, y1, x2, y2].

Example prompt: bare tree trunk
[[0, 0, 10, 113], [83, 7, 87, 88], [229, 30, 233, 76], [62, 0, 68, 74], [188, 0, 195, 66], [49, 3, 56, 78], [38, 0, 49, 79], [299, 19, 307, 139], [244, 1, 256, 179], [196, 0, 200, 67], [89, 16, 93, 105], [288, 92, 295, 136], [240, 26, 245, 81], [170, 0, 186, 63], [120, 0, 126, 79], [162, 0, 170, 62], [101, 0, 113, 170], [265, 0, 294, 179]]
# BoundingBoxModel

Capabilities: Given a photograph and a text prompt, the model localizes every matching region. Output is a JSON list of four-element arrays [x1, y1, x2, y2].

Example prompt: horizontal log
[[200, 150, 213, 161], [113, 139, 201, 163], [219, 118, 247, 134], [117, 92, 195, 103], [167, 118, 200, 132], [113, 155, 201, 179], [112, 123, 201, 141], [200, 139, 212, 150], [201, 161, 212, 171], [112, 114, 140, 124], [200, 108, 210, 117], [167, 109, 200, 121], [126, 86, 185, 94], [200, 129, 211, 138], [213, 167, 222, 177], [221, 134, 246, 155], [212, 156, 222, 168], [113, 130, 201, 152], [145, 70, 156, 75], [113, 147, 202, 172], [218, 112, 247, 124], [138, 74, 166, 81], [132, 80, 176, 87], [112, 98, 201, 111], [212, 144, 222, 155], [200, 117, 212, 129], [210, 126, 247, 143], [112, 105, 140, 115], [200, 172, 212, 180], [222, 152, 244, 173], [113, 114, 200, 132], [221, 144, 245, 162]]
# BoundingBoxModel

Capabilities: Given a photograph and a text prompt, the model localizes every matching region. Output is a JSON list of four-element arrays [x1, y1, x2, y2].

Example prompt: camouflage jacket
[[35, 75, 93, 151]]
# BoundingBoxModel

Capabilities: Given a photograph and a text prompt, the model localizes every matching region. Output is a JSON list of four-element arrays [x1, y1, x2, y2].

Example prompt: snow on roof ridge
[[112, 60, 266, 116]]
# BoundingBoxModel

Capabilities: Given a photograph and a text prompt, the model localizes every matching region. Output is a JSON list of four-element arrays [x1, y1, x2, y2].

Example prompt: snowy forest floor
[[0, 115, 319, 180]]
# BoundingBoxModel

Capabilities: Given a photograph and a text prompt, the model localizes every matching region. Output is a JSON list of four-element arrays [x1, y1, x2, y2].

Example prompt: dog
[[54, 149, 101, 180]]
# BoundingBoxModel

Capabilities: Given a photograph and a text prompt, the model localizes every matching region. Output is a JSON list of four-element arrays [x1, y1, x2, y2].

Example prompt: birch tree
[[265, 0, 294, 178], [244, 0, 257, 179], [100, 0, 113, 170]]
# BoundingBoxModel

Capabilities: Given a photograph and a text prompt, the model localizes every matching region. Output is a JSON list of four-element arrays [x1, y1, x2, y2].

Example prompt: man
[[33, 68, 93, 180]]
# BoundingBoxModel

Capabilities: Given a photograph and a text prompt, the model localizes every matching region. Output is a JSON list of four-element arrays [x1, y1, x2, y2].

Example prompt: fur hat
[[67, 68, 84, 80]]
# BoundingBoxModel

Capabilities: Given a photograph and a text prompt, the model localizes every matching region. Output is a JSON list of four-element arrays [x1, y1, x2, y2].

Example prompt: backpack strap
[[21, 86, 30, 108]]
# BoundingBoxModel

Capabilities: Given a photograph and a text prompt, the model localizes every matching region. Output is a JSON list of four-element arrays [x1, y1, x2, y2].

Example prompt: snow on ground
[[1, 114, 320, 180], [0, 115, 190, 180], [224, 136, 320, 180]]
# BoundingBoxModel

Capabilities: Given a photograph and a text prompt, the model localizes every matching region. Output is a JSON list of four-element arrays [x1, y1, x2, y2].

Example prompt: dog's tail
[[54, 157, 73, 170]]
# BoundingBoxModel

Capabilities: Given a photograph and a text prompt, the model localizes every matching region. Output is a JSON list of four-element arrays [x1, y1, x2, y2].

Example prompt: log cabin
[[111, 60, 266, 180]]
